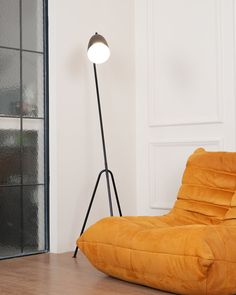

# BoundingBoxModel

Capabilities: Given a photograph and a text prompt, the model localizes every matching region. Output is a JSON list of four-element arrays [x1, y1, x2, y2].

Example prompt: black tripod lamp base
[[73, 169, 122, 258]]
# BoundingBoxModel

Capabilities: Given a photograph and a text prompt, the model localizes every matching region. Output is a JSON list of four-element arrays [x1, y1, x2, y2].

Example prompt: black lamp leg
[[108, 170, 122, 217], [73, 169, 123, 258], [73, 246, 79, 258], [80, 170, 105, 237], [73, 169, 105, 258]]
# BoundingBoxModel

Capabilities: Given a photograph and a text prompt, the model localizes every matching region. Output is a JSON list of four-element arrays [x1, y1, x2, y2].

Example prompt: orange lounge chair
[[77, 148, 236, 295]]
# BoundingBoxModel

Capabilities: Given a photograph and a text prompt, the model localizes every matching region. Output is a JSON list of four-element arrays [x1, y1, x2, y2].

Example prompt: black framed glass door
[[0, 0, 49, 259]]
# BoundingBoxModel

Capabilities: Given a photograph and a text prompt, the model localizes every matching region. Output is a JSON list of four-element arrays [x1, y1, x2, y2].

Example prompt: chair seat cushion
[[77, 216, 236, 295]]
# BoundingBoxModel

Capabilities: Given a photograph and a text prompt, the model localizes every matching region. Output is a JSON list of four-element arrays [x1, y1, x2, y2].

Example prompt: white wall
[[49, 0, 236, 252], [49, 0, 136, 252]]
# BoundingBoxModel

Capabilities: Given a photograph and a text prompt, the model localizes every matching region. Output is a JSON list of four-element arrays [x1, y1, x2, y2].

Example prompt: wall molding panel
[[148, 139, 223, 209], [147, 0, 224, 127]]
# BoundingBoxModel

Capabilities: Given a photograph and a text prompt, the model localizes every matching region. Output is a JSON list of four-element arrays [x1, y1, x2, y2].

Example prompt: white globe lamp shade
[[87, 33, 110, 64]]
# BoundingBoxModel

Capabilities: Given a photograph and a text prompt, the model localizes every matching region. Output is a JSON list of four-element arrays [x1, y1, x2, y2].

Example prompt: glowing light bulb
[[87, 33, 110, 64]]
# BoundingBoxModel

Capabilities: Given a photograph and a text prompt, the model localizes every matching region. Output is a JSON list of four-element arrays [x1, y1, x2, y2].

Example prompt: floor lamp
[[73, 33, 122, 258]]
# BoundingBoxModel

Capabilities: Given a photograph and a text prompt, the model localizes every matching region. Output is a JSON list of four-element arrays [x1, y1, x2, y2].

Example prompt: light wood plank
[[0, 252, 172, 295]]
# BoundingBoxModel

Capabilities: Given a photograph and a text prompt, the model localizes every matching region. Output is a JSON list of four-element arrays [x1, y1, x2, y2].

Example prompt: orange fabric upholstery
[[77, 149, 236, 295]]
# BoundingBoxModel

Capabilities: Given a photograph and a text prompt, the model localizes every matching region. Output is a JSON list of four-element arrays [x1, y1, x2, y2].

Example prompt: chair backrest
[[173, 148, 236, 224]]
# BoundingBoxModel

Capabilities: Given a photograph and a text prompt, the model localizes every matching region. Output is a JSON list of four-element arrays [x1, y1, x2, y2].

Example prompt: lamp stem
[[93, 63, 113, 216]]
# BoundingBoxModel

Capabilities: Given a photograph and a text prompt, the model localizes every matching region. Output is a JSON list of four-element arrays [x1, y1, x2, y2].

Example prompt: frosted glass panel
[[22, 0, 43, 51], [0, 186, 21, 258], [0, 0, 20, 48], [0, 49, 20, 116], [23, 120, 44, 184], [0, 118, 20, 185], [23, 185, 45, 253], [22, 52, 44, 117]]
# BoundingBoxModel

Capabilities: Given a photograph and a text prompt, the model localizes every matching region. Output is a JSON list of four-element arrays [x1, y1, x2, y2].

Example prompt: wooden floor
[[0, 252, 172, 295]]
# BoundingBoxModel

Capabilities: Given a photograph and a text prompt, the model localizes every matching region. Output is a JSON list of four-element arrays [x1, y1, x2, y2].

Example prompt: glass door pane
[[0, 49, 20, 116], [0, 0, 48, 259]]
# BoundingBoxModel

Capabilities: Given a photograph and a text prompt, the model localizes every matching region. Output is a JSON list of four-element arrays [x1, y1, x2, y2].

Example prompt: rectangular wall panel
[[148, 0, 223, 126], [149, 140, 222, 209]]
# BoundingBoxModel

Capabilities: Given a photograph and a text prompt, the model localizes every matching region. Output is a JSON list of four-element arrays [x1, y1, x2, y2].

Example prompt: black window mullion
[[0, 115, 44, 120], [0, 45, 43, 55], [19, 0, 24, 255], [0, 183, 45, 188], [43, 0, 49, 252]]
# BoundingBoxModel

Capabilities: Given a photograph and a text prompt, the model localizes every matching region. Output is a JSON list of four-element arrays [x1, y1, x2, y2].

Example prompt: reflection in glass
[[0, 49, 20, 116], [23, 185, 45, 253], [0, 186, 21, 258], [22, 0, 43, 52], [22, 52, 44, 117]]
